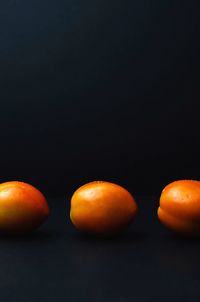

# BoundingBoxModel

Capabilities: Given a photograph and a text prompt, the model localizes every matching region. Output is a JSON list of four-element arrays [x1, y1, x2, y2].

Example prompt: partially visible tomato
[[158, 180, 200, 236], [0, 181, 50, 234], [70, 181, 138, 235]]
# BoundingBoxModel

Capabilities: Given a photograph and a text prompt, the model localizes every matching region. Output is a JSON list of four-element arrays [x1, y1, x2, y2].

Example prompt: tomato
[[70, 181, 138, 235], [158, 180, 200, 236], [0, 181, 50, 234]]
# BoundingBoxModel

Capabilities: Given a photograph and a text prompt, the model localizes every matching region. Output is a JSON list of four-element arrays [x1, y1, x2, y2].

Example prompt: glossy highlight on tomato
[[70, 181, 138, 235], [0, 181, 50, 234], [157, 179, 200, 236]]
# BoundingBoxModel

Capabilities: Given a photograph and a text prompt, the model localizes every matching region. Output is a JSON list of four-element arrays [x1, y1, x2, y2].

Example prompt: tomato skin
[[158, 180, 200, 236], [0, 181, 50, 234], [70, 181, 138, 235]]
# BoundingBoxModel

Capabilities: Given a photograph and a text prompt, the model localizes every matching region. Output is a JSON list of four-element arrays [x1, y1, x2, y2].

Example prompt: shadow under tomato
[[69, 228, 148, 244], [0, 228, 60, 242], [159, 229, 200, 242]]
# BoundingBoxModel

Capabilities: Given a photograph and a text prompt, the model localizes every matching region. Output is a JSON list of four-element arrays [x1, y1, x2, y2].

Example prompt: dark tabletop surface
[[1, 196, 200, 302]]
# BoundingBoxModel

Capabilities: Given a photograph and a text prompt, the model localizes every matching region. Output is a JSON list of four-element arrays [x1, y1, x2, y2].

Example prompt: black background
[[1, 2, 200, 301], [0, 1, 200, 196]]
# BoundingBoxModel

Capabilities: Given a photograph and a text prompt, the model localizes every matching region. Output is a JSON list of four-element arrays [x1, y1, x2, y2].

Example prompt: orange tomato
[[158, 180, 200, 236], [70, 181, 138, 235], [0, 181, 50, 234]]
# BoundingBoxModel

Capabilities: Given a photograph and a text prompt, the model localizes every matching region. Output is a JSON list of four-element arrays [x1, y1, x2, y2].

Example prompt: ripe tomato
[[0, 181, 50, 234], [70, 181, 138, 235], [158, 180, 200, 236]]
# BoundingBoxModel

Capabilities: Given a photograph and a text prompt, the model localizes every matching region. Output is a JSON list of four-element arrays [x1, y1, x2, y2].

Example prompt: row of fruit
[[0, 179, 200, 237]]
